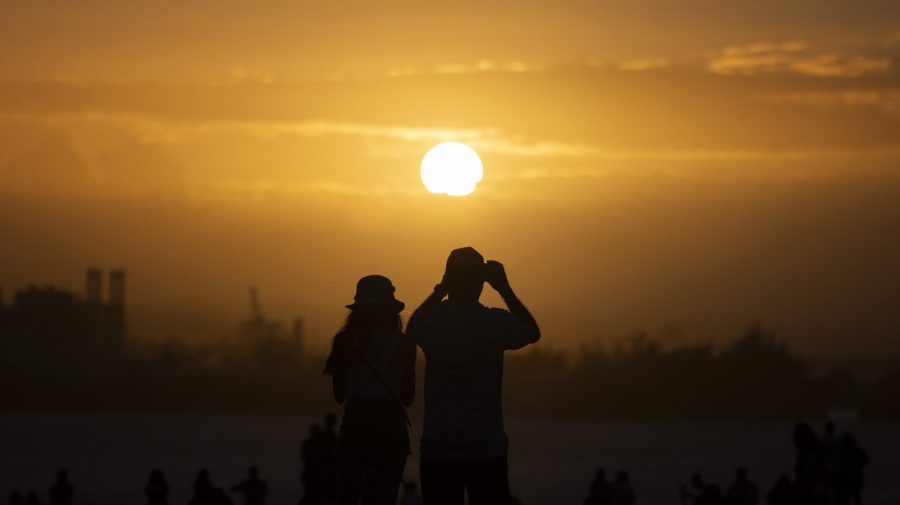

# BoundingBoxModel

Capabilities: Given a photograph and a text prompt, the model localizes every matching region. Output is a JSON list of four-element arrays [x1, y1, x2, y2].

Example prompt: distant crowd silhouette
[[665, 421, 867, 505], [4, 418, 869, 505]]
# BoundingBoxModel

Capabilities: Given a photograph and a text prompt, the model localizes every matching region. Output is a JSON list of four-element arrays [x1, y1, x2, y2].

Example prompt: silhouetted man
[[10, 490, 24, 505], [145, 469, 169, 505], [400, 481, 423, 505], [232, 466, 268, 505], [725, 467, 758, 505], [49, 469, 73, 505], [26, 491, 41, 505], [836, 434, 868, 505], [300, 422, 338, 505], [319, 414, 338, 504], [765, 474, 794, 505], [610, 471, 636, 505], [190, 469, 233, 505], [585, 468, 612, 505], [821, 421, 843, 497], [408, 247, 540, 505]]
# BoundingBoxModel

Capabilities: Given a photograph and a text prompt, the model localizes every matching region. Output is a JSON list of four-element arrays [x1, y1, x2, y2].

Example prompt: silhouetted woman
[[324, 275, 416, 505], [793, 423, 824, 505]]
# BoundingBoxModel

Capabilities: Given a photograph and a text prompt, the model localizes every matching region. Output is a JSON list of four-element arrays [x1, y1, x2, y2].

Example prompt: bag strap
[[351, 335, 412, 428]]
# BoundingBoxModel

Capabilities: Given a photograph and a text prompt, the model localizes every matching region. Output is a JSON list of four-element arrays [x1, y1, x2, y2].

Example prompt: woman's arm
[[332, 369, 347, 404], [400, 335, 416, 406]]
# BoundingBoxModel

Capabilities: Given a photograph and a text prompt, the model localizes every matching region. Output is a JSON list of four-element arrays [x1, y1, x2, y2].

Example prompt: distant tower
[[109, 269, 126, 309], [86, 268, 103, 304]]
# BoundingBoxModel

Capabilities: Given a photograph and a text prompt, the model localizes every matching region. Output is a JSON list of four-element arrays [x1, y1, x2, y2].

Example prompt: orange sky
[[1, 0, 898, 355]]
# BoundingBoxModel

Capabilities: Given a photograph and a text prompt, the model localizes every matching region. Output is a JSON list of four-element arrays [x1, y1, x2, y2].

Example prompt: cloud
[[475, 138, 900, 163], [5, 110, 900, 167], [617, 58, 669, 71], [0, 111, 489, 145], [201, 178, 420, 202], [387, 60, 542, 78], [788, 53, 892, 78], [758, 89, 900, 117], [709, 41, 892, 77], [228, 66, 275, 85], [721, 40, 810, 56], [884, 31, 900, 47]]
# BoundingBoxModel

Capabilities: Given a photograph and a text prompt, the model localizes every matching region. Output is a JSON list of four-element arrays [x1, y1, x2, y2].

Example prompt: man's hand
[[415, 280, 448, 311], [486, 259, 541, 343], [485, 260, 512, 294]]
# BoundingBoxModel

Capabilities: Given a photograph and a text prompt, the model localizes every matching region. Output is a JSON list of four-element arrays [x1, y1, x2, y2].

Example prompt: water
[[1, 413, 898, 505]]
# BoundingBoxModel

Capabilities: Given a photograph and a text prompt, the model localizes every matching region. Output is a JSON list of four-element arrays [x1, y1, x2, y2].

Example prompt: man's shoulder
[[483, 306, 512, 316], [409, 301, 446, 323]]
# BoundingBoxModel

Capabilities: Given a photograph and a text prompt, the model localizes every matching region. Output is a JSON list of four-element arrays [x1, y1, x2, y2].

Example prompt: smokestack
[[86, 268, 103, 304], [109, 269, 126, 308]]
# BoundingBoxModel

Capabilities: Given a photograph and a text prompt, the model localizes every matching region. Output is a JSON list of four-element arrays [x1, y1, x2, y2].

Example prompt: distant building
[[234, 287, 303, 369], [0, 268, 127, 376]]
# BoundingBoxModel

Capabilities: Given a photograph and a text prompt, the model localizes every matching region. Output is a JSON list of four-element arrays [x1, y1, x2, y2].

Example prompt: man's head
[[443, 247, 485, 301]]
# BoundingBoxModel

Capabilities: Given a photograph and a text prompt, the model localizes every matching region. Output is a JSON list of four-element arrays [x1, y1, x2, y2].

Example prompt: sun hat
[[345, 274, 405, 311]]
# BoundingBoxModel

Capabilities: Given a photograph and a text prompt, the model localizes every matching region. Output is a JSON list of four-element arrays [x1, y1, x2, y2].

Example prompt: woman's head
[[342, 305, 403, 334], [323, 306, 402, 375], [345, 275, 405, 312], [324, 275, 404, 375]]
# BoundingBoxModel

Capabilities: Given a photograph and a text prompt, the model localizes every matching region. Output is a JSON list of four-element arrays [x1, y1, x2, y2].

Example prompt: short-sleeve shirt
[[344, 330, 412, 401], [407, 300, 538, 462]]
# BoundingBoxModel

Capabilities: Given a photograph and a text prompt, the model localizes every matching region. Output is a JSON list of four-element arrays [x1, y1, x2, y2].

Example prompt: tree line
[[2, 325, 899, 419]]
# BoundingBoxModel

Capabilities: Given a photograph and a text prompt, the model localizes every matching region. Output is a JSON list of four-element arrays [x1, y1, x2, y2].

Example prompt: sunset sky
[[1, 0, 898, 356]]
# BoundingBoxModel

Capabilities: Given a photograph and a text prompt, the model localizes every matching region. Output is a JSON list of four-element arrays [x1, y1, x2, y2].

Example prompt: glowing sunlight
[[420, 141, 484, 196]]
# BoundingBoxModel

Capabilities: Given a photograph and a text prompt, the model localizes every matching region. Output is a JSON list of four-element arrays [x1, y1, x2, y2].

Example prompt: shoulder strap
[[351, 335, 412, 428]]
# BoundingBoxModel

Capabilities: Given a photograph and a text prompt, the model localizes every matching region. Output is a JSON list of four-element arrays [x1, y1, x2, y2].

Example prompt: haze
[[1, 0, 898, 356]]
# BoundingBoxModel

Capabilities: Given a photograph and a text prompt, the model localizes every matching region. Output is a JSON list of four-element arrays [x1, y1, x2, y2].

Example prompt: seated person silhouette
[[232, 466, 268, 505], [682, 473, 723, 505], [725, 467, 758, 505]]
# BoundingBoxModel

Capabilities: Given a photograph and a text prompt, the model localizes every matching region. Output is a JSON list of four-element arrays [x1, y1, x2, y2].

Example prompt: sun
[[420, 141, 483, 196]]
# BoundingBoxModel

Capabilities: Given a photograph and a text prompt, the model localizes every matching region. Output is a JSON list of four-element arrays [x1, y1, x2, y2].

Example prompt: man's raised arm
[[485, 260, 541, 343]]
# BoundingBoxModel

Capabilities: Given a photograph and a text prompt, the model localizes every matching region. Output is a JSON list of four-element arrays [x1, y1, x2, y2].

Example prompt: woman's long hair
[[323, 307, 402, 375]]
